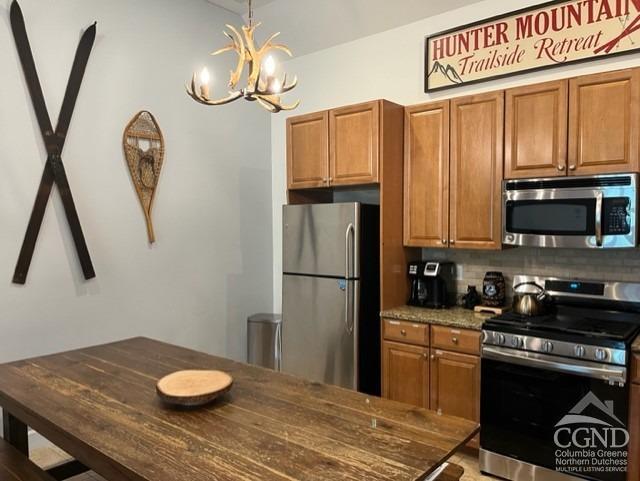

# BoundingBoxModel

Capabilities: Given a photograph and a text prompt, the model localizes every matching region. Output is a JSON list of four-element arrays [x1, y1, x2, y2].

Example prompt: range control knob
[[511, 336, 523, 348], [595, 348, 608, 361], [574, 345, 586, 358], [542, 341, 554, 353], [497, 334, 506, 345]]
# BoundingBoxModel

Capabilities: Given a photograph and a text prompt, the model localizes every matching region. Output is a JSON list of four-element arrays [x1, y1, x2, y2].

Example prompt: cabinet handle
[[569, 165, 576, 171], [400, 329, 407, 336], [557, 164, 566, 171], [430, 354, 436, 360], [452, 337, 459, 344], [442, 239, 447, 245], [423, 353, 428, 359], [450, 240, 456, 245]]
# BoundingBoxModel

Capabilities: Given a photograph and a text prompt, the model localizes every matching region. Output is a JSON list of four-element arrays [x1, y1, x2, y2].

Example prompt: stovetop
[[486, 305, 640, 344], [482, 276, 640, 369]]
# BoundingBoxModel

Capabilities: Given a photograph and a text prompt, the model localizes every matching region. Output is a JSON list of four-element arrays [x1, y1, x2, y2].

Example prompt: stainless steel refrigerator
[[282, 202, 380, 395]]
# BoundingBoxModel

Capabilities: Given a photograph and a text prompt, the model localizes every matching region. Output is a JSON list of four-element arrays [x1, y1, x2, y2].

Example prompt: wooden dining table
[[0, 337, 479, 481]]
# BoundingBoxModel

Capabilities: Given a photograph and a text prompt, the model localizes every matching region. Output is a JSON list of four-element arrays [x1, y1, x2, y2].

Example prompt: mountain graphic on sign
[[427, 61, 464, 85], [555, 392, 624, 427]]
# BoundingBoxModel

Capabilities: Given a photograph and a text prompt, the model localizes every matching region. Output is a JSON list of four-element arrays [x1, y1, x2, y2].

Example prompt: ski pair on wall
[[9, 1, 97, 284]]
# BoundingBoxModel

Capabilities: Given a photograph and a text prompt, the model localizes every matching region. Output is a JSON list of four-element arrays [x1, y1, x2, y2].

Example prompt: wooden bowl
[[156, 370, 233, 407]]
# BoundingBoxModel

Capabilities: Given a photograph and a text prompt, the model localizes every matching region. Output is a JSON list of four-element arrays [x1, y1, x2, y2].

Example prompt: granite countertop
[[380, 305, 491, 331], [633, 334, 640, 354]]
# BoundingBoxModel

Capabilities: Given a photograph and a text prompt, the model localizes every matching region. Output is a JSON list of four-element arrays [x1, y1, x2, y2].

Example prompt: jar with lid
[[482, 272, 505, 307]]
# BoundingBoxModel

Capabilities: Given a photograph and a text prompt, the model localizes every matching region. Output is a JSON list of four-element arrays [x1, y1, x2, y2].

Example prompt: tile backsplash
[[422, 247, 640, 301]]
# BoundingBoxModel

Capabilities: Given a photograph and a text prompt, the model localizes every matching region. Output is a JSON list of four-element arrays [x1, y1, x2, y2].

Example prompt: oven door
[[503, 185, 636, 249], [481, 353, 630, 481]]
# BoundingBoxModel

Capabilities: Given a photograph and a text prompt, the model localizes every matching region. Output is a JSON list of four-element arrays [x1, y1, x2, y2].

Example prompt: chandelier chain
[[248, 0, 253, 27]]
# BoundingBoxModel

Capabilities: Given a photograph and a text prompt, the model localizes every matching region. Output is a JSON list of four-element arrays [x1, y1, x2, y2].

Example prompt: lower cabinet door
[[430, 349, 480, 421], [629, 384, 640, 481], [382, 341, 429, 408]]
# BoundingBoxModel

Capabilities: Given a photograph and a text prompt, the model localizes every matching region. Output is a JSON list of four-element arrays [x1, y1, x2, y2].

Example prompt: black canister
[[483, 272, 506, 307]]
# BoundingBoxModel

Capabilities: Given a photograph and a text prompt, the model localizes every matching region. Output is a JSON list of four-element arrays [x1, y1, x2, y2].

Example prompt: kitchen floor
[[31, 445, 495, 481]]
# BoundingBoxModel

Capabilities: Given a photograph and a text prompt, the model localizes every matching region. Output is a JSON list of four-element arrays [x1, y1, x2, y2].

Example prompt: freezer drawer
[[282, 274, 359, 389], [283, 203, 361, 278]]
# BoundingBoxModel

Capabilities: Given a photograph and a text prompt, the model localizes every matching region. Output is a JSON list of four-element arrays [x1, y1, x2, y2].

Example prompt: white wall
[[0, 0, 273, 364], [271, 0, 640, 310]]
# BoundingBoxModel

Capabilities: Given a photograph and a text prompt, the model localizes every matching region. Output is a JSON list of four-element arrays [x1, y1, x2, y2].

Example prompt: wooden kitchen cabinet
[[382, 321, 481, 439], [287, 111, 329, 189], [450, 91, 504, 250], [287, 100, 399, 189], [569, 68, 640, 175], [383, 319, 429, 346], [382, 340, 429, 408], [404, 101, 450, 248], [505, 80, 568, 179], [430, 349, 480, 422], [403, 92, 503, 250], [330, 101, 381, 186], [432, 325, 481, 355]]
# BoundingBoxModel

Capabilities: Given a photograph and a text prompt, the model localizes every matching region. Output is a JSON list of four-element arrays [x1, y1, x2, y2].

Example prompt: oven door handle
[[482, 346, 627, 384]]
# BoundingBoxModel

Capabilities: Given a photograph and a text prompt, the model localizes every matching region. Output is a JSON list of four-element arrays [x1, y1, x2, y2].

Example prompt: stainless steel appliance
[[480, 275, 640, 481], [503, 173, 638, 249], [282, 203, 380, 395], [247, 313, 282, 371]]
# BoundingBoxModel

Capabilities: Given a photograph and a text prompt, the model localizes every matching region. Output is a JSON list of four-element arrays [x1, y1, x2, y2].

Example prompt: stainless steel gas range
[[480, 276, 640, 481]]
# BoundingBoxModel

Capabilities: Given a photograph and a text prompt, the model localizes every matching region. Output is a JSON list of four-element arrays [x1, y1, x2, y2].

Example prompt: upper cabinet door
[[505, 80, 568, 179], [287, 111, 329, 190], [450, 92, 504, 250], [569, 69, 640, 175], [330, 101, 380, 186], [404, 101, 450, 248]]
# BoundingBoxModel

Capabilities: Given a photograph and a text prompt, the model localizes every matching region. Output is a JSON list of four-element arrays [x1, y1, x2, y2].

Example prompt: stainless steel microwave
[[503, 173, 637, 249]]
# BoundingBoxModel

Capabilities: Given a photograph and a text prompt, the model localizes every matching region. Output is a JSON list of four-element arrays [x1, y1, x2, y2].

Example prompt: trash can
[[247, 313, 282, 371]]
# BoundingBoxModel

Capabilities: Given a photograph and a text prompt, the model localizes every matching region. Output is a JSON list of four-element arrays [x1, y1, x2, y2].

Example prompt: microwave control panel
[[603, 197, 631, 235]]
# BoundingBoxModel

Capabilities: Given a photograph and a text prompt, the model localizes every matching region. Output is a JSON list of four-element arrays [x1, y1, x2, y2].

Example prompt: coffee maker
[[408, 261, 427, 306], [408, 261, 456, 308]]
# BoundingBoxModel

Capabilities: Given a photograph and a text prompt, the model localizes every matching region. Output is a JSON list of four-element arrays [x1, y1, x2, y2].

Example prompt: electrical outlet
[[456, 265, 464, 280]]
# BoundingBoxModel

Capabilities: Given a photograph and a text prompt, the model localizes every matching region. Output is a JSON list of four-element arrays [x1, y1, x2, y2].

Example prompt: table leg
[[47, 461, 90, 480], [2, 409, 29, 455]]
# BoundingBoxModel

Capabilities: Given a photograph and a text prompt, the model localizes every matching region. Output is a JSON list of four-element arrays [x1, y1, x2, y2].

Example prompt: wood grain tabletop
[[0, 337, 479, 481]]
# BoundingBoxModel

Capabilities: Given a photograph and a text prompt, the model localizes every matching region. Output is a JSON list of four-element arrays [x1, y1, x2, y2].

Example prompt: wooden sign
[[426, 0, 640, 92], [123, 111, 165, 243]]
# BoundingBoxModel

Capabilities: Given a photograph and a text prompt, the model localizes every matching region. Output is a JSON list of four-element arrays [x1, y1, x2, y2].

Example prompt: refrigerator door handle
[[345, 223, 355, 334]]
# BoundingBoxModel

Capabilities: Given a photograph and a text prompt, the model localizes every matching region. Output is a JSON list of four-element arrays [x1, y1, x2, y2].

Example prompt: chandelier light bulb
[[271, 78, 282, 94], [200, 67, 211, 85], [264, 56, 276, 77], [199, 67, 211, 98]]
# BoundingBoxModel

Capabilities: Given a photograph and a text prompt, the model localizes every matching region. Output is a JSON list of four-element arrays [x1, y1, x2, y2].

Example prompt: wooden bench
[[429, 462, 465, 481], [0, 438, 55, 481]]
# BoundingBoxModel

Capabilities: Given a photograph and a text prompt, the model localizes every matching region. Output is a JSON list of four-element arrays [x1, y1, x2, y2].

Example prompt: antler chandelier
[[186, 0, 299, 113]]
